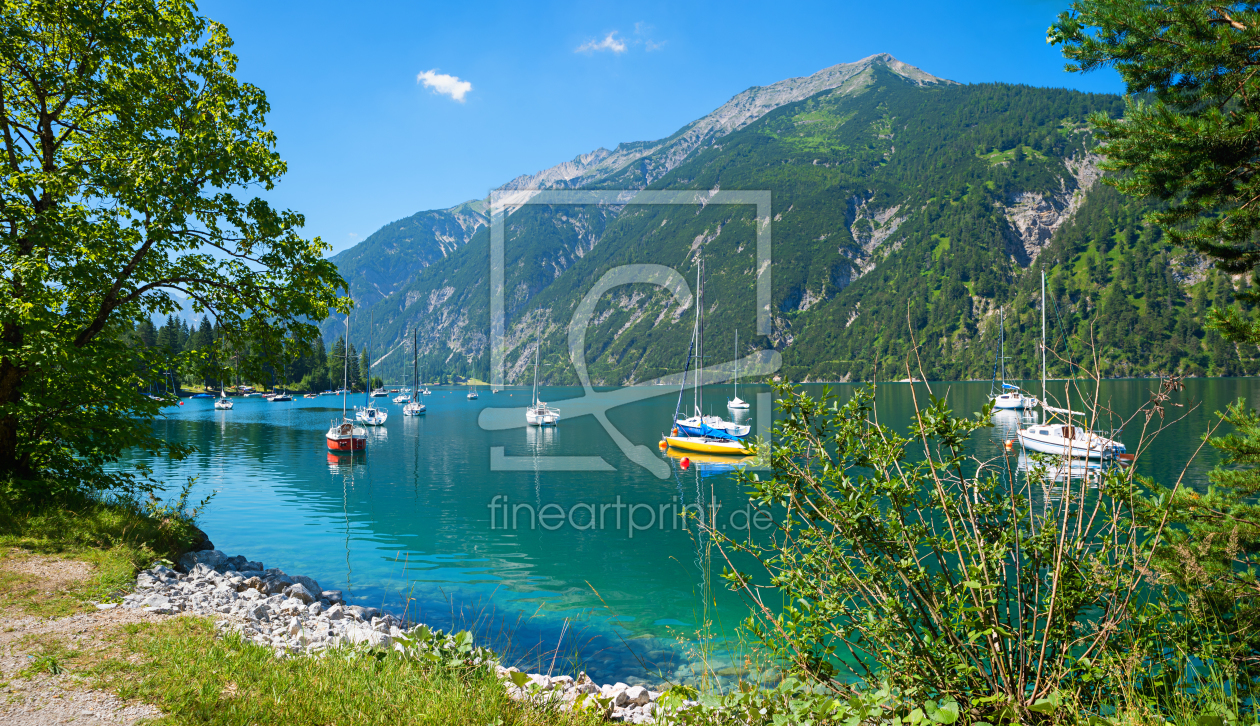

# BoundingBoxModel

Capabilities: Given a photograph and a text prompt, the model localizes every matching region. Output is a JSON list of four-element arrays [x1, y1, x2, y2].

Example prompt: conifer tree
[[1053, 0, 1260, 682]]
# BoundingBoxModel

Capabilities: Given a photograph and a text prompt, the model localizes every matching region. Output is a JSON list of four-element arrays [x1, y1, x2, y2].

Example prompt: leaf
[[508, 670, 529, 689]]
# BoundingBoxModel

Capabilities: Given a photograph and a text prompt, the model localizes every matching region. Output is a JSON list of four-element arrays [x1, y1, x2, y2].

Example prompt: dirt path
[[0, 553, 164, 725]]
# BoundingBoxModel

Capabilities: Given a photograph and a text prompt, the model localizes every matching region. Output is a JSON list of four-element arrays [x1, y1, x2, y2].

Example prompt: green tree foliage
[[1051, 1, 1260, 343], [1050, 1, 1260, 705], [0, 0, 347, 491]]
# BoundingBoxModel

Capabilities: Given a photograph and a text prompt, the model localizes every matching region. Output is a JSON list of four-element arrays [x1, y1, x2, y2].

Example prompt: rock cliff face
[[1001, 152, 1103, 263]]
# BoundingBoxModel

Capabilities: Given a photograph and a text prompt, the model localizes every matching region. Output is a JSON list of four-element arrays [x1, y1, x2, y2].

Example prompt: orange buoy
[[1004, 439, 1013, 449], [658, 440, 667, 449], [681, 457, 691, 469]]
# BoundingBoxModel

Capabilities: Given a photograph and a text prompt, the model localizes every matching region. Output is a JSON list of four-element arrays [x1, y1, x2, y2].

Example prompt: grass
[[91, 618, 605, 726], [0, 488, 198, 617]]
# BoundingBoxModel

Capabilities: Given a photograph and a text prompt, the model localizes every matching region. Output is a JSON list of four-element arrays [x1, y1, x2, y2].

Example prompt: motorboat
[[370, 388, 388, 398], [270, 392, 292, 402], [303, 393, 318, 399]]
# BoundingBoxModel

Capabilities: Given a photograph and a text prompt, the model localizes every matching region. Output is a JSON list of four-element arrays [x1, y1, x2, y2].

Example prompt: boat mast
[[412, 328, 419, 403], [532, 324, 542, 407], [365, 312, 373, 408], [342, 316, 350, 419], [1041, 269, 1046, 411], [694, 256, 703, 417], [999, 309, 1005, 386], [673, 260, 702, 426]]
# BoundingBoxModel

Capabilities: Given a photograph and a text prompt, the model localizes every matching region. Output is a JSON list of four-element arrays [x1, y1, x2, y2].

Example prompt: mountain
[[325, 57, 1259, 385], [328, 54, 950, 312]]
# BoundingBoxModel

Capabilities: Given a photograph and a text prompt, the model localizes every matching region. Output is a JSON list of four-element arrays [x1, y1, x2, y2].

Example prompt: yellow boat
[[662, 448, 754, 467], [662, 435, 754, 456]]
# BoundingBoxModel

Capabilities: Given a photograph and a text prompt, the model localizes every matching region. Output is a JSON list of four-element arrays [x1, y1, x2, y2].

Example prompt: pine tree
[[1054, 1, 1260, 690]]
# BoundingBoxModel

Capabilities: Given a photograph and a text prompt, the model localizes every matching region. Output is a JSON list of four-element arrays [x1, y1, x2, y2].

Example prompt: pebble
[[123, 548, 674, 722]]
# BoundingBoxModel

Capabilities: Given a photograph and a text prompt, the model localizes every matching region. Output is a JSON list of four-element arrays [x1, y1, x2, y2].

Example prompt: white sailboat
[[467, 386, 478, 400], [1016, 271, 1126, 460], [990, 308, 1038, 411], [403, 328, 426, 416], [355, 315, 388, 426], [727, 329, 749, 410], [525, 325, 560, 426], [214, 385, 233, 410]]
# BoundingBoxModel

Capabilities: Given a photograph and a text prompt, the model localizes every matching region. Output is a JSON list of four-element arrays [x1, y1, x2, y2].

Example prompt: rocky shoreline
[[116, 549, 679, 723]]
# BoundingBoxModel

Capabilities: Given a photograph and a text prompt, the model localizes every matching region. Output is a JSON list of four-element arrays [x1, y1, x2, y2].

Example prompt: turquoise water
[[123, 378, 1256, 686]]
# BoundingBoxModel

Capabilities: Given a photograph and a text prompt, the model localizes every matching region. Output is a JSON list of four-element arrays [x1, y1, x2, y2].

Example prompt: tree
[[0, 1, 347, 491], [1050, 2, 1260, 341], [1052, 1, 1260, 694]]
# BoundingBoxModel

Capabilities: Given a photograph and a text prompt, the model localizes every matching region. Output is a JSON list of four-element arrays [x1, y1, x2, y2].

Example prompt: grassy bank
[[0, 491, 601, 725]]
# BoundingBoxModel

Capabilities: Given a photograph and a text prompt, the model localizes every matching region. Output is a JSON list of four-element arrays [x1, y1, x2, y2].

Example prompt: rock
[[321, 590, 344, 605], [95, 603, 117, 610], [347, 605, 379, 621], [141, 594, 171, 608], [280, 598, 305, 615], [190, 525, 214, 552], [307, 602, 323, 616], [291, 574, 321, 594], [241, 576, 263, 592], [178, 549, 227, 573], [261, 576, 292, 595], [346, 624, 391, 648], [288, 617, 302, 637], [324, 605, 345, 621], [284, 583, 315, 604], [624, 686, 650, 706], [245, 604, 270, 622]]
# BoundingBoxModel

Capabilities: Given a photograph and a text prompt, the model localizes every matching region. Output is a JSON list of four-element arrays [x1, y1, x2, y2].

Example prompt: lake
[[122, 378, 1258, 687]]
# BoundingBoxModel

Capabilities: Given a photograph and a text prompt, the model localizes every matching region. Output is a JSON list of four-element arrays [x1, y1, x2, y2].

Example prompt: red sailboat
[[326, 315, 366, 453]]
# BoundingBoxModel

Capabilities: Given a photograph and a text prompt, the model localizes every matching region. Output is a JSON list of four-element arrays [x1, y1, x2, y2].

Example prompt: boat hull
[[664, 435, 753, 456], [326, 435, 366, 452], [1017, 430, 1124, 459]]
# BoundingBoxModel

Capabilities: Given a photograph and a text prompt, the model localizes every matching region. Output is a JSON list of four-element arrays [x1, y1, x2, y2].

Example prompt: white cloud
[[416, 69, 473, 102], [575, 32, 628, 54]]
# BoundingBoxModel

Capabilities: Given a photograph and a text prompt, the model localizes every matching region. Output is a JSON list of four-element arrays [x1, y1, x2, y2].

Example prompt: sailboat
[[404, 328, 426, 416], [525, 325, 560, 426], [727, 329, 749, 410], [1015, 271, 1127, 460], [214, 383, 233, 410], [673, 257, 750, 438], [355, 315, 388, 426], [663, 257, 754, 456], [990, 308, 1037, 411], [467, 385, 478, 400], [327, 318, 368, 452]]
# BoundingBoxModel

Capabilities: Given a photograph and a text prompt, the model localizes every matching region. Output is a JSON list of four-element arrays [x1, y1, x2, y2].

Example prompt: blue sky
[[201, 0, 1123, 255]]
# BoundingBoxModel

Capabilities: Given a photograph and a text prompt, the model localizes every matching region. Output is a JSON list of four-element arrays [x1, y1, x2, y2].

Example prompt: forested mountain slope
[[331, 64, 1258, 384]]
